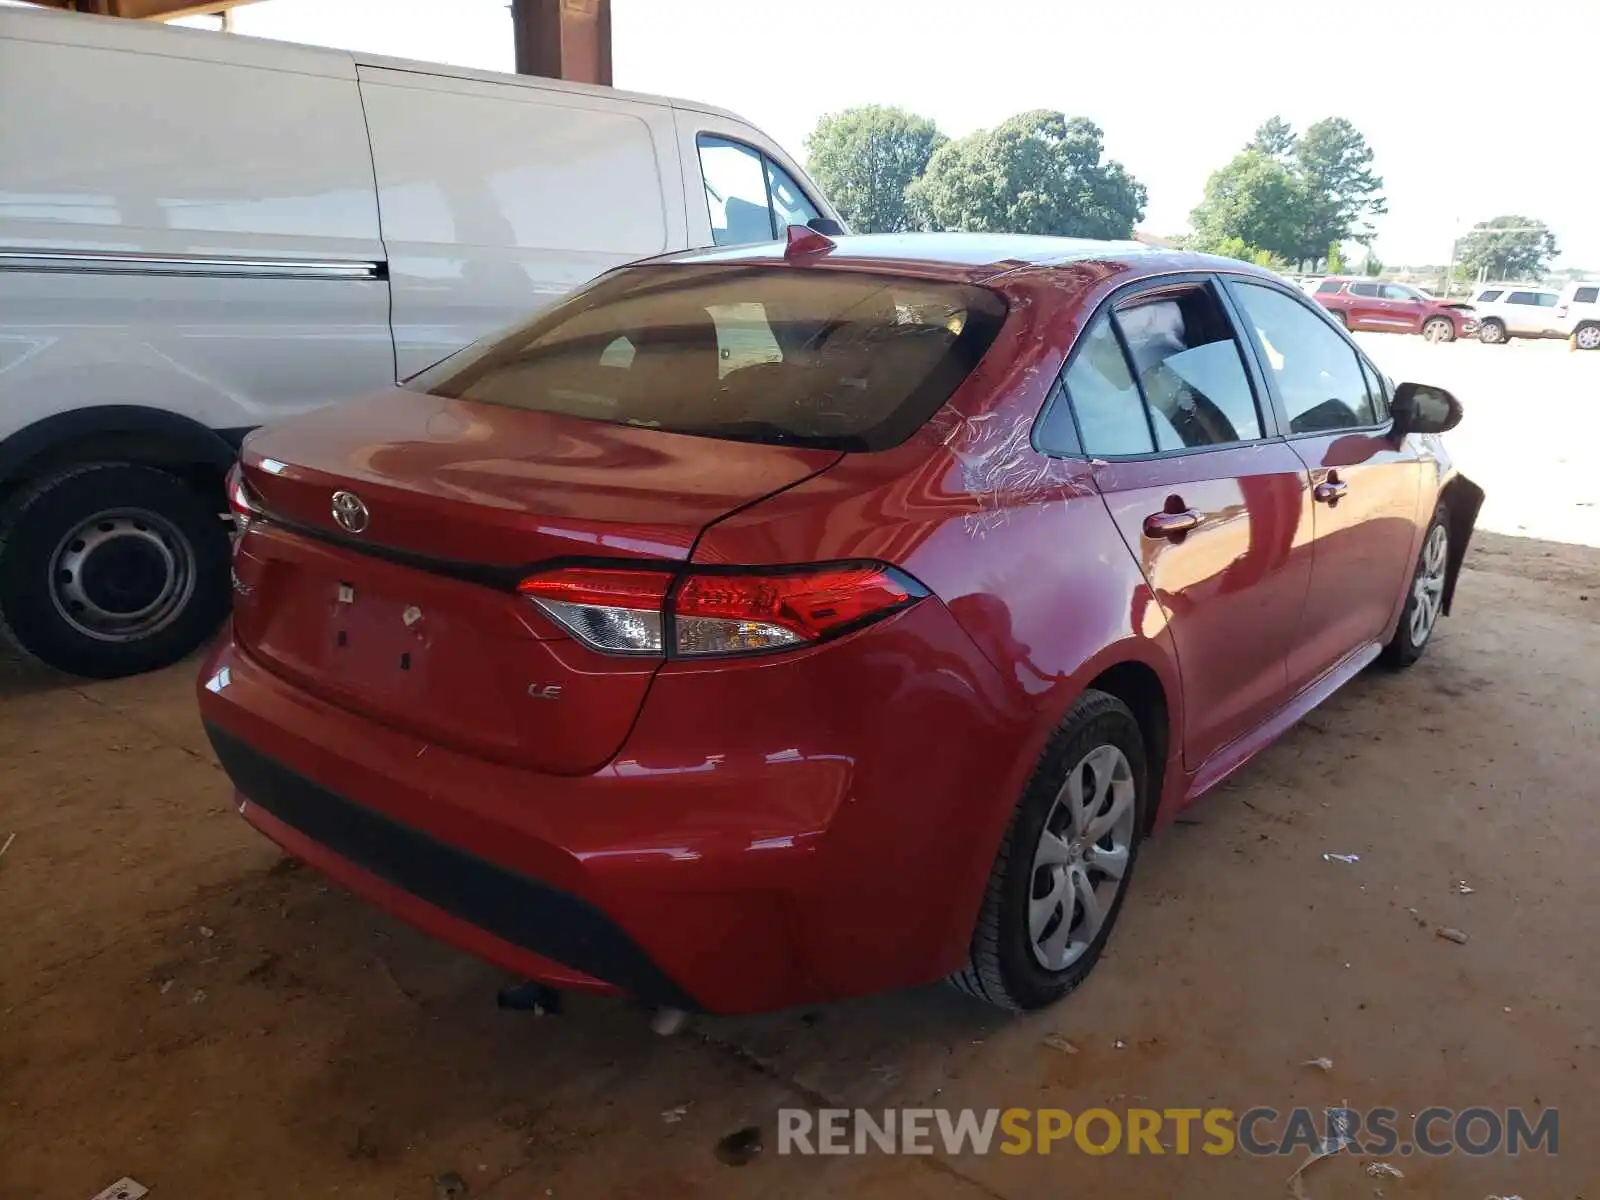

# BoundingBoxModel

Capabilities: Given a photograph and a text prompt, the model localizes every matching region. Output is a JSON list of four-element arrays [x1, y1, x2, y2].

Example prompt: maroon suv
[[1312, 278, 1477, 342]]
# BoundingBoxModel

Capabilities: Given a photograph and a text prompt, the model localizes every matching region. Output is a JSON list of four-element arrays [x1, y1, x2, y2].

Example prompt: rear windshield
[[406, 265, 1007, 451]]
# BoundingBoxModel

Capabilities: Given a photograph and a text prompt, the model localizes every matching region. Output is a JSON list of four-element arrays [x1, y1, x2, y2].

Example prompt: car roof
[[640, 232, 1267, 285]]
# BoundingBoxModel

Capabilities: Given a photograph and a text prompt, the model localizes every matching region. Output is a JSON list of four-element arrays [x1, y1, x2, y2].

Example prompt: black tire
[[1335, 310, 1351, 329], [1478, 319, 1507, 345], [1422, 317, 1455, 343], [949, 690, 1150, 1012], [1381, 503, 1449, 670], [0, 463, 231, 679]]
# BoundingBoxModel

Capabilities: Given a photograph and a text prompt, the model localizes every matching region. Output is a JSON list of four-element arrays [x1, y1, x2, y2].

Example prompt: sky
[[166, 0, 1600, 268]]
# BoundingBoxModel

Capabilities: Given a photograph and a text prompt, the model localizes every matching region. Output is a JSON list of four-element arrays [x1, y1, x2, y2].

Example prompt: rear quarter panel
[[690, 263, 1189, 974]]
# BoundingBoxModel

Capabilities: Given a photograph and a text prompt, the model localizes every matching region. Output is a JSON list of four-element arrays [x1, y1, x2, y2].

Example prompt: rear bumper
[[205, 721, 698, 1009], [199, 601, 1023, 1014]]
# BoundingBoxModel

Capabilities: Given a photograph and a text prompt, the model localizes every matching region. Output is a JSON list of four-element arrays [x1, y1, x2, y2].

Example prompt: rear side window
[[1116, 293, 1262, 450], [1575, 286, 1600, 305], [697, 135, 822, 245], [406, 265, 1006, 452], [1048, 285, 1262, 458], [1477, 289, 1504, 302], [1230, 282, 1378, 433]]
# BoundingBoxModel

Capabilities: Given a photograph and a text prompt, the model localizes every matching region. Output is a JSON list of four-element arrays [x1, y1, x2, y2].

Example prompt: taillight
[[516, 563, 924, 658], [516, 568, 672, 655], [226, 462, 264, 534]]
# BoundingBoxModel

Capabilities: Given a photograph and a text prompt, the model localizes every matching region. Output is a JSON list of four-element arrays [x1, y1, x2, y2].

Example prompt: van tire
[[0, 463, 231, 679], [1478, 319, 1507, 344]]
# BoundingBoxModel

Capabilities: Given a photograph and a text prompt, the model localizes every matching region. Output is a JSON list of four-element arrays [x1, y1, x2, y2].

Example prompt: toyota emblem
[[331, 490, 369, 534]]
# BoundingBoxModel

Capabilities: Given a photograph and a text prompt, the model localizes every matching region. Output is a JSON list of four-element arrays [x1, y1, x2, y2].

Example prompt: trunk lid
[[232, 389, 838, 774]]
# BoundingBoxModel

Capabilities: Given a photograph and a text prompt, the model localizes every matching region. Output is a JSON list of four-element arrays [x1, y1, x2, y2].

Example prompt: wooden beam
[[31, 0, 258, 19], [511, 0, 611, 86]]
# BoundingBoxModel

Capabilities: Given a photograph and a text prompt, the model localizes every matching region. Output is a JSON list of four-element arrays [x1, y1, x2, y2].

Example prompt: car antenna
[[784, 224, 836, 261]]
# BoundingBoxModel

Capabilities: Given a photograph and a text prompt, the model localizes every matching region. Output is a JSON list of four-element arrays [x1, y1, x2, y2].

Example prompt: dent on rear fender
[[923, 403, 1095, 538]]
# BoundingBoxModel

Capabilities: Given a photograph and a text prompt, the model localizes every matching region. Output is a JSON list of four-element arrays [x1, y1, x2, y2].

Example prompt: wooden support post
[[511, 0, 612, 86]]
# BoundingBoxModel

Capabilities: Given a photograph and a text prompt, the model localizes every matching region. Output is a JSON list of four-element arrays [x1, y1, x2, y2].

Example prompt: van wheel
[[0, 464, 231, 679], [1478, 319, 1507, 344], [1574, 324, 1600, 351], [949, 690, 1148, 1012]]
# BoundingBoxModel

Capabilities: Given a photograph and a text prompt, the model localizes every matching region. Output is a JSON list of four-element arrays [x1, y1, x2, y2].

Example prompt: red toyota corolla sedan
[[200, 232, 1483, 1016]]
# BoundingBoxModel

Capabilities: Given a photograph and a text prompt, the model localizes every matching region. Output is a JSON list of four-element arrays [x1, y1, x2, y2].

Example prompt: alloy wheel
[[1423, 319, 1452, 343], [1576, 326, 1600, 351], [49, 507, 196, 643], [1410, 524, 1449, 646], [1028, 744, 1137, 971]]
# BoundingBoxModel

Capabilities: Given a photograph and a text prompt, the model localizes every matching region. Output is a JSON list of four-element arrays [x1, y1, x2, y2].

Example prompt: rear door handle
[[1143, 508, 1202, 539], [1313, 478, 1348, 504]]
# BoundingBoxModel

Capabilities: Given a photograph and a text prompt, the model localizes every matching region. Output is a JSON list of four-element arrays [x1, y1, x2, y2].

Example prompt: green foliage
[[1191, 115, 1386, 264], [1195, 236, 1288, 273], [1188, 150, 1310, 261], [1294, 117, 1387, 254], [1363, 251, 1384, 277], [803, 106, 947, 234], [1249, 116, 1297, 158], [1455, 215, 1560, 281], [1326, 242, 1344, 274], [908, 110, 1147, 238]]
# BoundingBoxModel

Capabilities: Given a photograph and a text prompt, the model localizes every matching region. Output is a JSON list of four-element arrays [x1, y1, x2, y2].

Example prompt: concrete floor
[[2, 338, 1596, 1200]]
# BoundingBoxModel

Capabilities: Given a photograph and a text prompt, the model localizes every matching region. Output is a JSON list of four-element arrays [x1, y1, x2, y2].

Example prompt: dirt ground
[[3, 340, 1597, 1200]]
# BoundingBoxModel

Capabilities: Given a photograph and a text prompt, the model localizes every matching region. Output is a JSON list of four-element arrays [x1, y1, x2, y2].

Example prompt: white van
[[0, 4, 841, 678]]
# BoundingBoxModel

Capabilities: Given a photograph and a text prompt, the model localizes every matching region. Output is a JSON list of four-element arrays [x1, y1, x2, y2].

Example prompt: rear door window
[[1507, 290, 1541, 305], [1229, 282, 1378, 432], [1349, 282, 1381, 297], [1115, 290, 1263, 450], [1049, 284, 1264, 458], [407, 265, 1006, 451]]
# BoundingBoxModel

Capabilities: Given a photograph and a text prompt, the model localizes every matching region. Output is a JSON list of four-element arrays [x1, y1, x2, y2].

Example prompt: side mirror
[[807, 217, 847, 237], [1391, 381, 1462, 437]]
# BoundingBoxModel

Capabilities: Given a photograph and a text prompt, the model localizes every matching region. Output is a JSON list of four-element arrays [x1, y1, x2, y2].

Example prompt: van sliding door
[[356, 65, 685, 380]]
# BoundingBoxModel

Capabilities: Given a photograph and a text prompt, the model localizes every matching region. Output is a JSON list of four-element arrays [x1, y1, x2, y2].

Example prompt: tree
[[1294, 117, 1386, 256], [909, 110, 1146, 238], [803, 106, 946, 234], [1455, 215, 1560, 281], [1187, 149, 1311, 261], [1363, 250, 1384, 277], [1249, 116, 1297, 159], [1326, 242, 1344, 274]]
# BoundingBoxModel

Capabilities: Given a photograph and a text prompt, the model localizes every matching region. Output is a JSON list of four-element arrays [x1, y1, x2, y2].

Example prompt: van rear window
[[405, 265, 1007, 452]]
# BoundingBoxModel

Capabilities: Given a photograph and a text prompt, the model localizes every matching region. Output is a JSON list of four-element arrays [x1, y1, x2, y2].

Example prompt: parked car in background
[[201, 234, 1483, 1016], [1554, 281, 1600, 350], [0, 3, 841, 679], [1469, 285, 1563, 343], [1311, 278, 1477, 342]]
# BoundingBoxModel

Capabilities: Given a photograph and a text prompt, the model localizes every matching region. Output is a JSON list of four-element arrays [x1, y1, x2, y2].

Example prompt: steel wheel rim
[[49, 507, 196, 643], [1410, 524, 1449, 646], [1577, 327, 1600, 350], [1028, 744, 1137, 972]]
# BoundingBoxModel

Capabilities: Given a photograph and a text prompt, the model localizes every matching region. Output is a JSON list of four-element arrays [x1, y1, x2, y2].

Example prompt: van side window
[[696, 135, 823, 245], [766, 160, 821, 230]]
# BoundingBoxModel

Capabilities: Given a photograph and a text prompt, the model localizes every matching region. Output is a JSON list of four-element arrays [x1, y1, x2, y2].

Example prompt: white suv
[[1469, 285, 1562, 343], [1554, 281, 1600, 350]]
